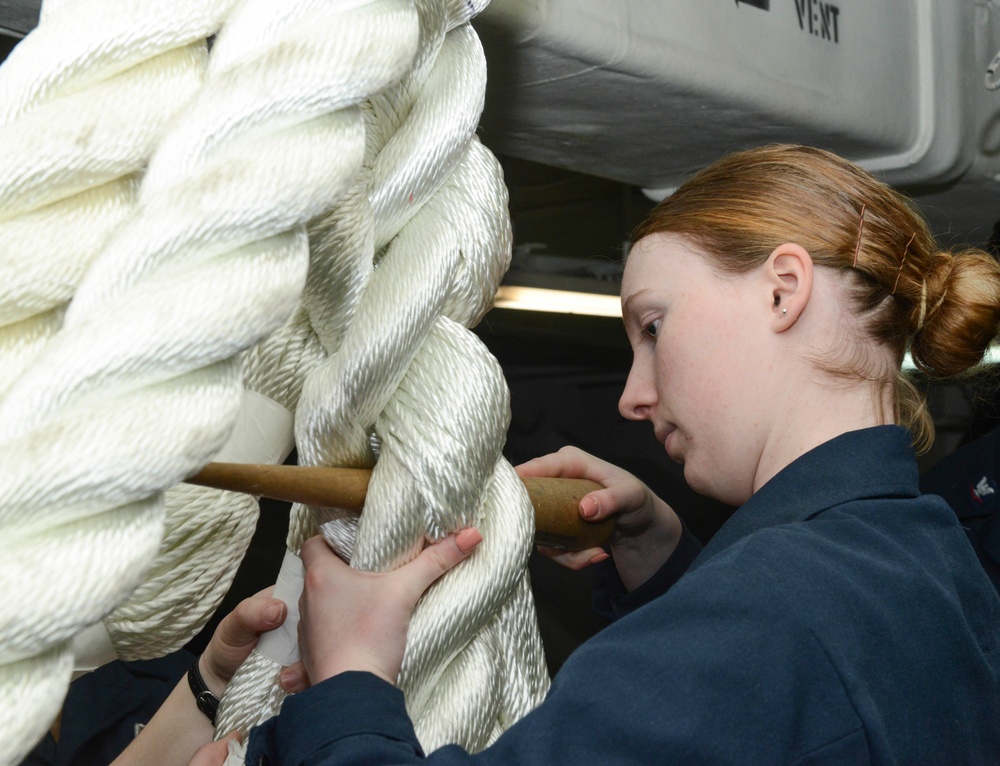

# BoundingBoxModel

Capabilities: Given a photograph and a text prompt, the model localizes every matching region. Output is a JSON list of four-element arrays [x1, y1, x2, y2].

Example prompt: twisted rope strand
[[88, 0, 422, 664], [0, 1, 421, 760], [218, 2, 548, 750], [0, 3, 226, 398]]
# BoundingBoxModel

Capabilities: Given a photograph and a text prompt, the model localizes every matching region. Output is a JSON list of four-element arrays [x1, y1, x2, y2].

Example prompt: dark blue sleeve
[[245, 672, 424, 765], [592, 523, 702, 621], [243, 527, 707, 765], [244, 537, 863, 766]]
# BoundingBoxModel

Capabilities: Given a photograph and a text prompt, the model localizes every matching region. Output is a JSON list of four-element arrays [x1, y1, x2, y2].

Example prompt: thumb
[[216, 597, 287, 652], [401, 528, 482, 600]]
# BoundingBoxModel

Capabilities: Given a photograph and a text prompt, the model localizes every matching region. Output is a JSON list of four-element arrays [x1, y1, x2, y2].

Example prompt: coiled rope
[[0, 0, 420, 762], [216, 0, 549, 752]]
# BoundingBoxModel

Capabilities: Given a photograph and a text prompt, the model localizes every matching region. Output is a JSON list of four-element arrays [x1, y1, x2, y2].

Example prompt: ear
[[765, 243, 813, 332]]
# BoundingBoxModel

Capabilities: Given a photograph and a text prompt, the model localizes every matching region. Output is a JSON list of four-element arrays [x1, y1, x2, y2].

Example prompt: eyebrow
[[621, 289, 651, 319]]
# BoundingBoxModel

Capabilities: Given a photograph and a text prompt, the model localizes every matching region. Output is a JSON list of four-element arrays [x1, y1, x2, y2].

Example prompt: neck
[[751, 377, 893, 495]]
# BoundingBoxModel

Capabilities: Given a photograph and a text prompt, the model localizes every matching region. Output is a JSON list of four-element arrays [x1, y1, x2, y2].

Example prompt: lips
[[659, 425, 684, 463], [655, 424, 676, 445]]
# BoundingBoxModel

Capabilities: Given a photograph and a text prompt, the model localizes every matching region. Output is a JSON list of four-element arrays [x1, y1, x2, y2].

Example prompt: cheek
[[657, 337, 724, 403]]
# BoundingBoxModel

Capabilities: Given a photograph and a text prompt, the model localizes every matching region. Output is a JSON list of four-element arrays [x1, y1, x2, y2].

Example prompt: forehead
[[621, 234, 717, 301]]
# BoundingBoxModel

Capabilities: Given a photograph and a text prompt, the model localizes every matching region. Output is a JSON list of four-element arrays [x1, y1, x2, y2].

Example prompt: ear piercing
[[781, 308, 788, 315]]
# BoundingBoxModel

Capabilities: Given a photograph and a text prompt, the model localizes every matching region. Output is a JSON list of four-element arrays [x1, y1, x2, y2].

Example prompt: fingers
[[187, 731, 239, 766], [218, 596, 287, 650], [537, 545, 609, 571], [516, 446, 603, 479], [300, 534, 348, 570], [577, 485, 646, 523], [279, 661, 310, 694], [401, 528, 482, 600], [202, 593, 288, 691], [296, 530, 483, 685], [518, 448, 649, 527]]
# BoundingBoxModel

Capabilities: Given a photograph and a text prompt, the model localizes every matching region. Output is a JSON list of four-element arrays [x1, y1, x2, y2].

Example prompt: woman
[[145, 144, 1000, 763]]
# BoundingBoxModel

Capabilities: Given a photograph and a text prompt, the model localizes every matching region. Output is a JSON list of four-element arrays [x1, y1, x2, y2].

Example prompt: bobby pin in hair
[[914, 278, 949, 334], [892, 232, 917, 295], [853, 204, 867, 268]]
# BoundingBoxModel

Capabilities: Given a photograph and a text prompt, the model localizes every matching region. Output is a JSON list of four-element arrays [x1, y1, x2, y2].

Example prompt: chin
[[684, 464, 736, 505], [683, 467, 711, 497], [663, 438, 683, 465]]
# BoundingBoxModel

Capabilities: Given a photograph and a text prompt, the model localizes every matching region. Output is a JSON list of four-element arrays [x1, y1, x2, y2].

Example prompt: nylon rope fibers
[[0, 0, 230, 399], [0, 1, 418, 763], [215, 0, 550, 753], [0, 2, 239, 761], [95, 0, 420, 668], [207, 0, 432, 735]]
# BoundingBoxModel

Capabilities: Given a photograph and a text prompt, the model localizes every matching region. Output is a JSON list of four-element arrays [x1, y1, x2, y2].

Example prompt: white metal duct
[[474, 0, 1000, 239]]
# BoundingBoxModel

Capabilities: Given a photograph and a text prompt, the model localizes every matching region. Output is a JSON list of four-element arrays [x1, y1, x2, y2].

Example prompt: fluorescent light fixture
[[492, 286, 1000, 368], [494, 285, 621, 317]]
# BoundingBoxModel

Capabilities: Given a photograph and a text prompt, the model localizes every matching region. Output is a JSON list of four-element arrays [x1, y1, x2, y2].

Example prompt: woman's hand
[[113, 592, 303, 766], [517, 446, 682, 590], [298, 529, 483, 686], [198, 590, 307, 696]]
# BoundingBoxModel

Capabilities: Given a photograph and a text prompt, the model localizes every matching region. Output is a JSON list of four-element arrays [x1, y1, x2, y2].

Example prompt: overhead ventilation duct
[[474, 0, 1000, 239]]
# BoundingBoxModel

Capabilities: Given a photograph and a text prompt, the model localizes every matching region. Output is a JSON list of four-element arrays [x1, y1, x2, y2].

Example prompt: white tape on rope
[[70, 621, 117, 676], [215, 390, 295, 466], [256, 549, 303, 667], [223, 738, 247, 766]]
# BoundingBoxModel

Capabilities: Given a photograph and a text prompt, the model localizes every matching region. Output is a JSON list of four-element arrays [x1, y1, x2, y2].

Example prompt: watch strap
[[187, 659, 220, 725]]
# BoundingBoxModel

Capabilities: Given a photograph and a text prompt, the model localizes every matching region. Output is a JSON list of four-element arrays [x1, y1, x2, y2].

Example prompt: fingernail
[[456, 528, 483, 554], [280, 667, 302, 691], [264, 602, 284, 625], [581, 498, 599, 519], [590, 552, 610, 564], [227, 729, 242, 743]]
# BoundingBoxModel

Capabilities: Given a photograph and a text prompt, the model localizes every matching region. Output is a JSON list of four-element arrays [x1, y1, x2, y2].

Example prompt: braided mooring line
[[0, 2, 422, 764], [0, 0, 229, 399], [218, 1, 549, 752], [88, 0, 424, 668], [0, 3, 236, 761]]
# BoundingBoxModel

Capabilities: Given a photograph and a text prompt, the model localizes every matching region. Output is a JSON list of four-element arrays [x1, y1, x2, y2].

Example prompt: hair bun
[[909, 248, 1000, 377]]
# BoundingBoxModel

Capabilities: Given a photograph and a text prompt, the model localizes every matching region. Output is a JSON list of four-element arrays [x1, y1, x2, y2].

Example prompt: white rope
[[85, 0, 425, 667], [0, 0, 226, 397], [0, 1, 422, 762], [0, 3, 233, 761], [216, 0, 549, 752]]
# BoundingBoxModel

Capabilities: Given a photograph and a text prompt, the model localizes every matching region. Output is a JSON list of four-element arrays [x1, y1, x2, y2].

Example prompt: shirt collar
[[691, 425, 920, 571]]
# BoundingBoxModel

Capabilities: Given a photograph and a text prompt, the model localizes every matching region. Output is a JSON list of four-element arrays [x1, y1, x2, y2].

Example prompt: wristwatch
[[188, 659, 220, 725]]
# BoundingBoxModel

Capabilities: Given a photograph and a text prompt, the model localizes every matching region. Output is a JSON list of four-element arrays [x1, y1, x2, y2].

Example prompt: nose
[[619, 357, 657, 421]]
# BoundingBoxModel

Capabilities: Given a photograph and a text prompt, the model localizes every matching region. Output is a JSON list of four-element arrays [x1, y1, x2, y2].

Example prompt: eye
[[642, 319, 661, 339]]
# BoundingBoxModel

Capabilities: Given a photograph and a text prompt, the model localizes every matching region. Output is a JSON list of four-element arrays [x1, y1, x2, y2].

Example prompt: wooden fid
[[187, 462, 614, 552]]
